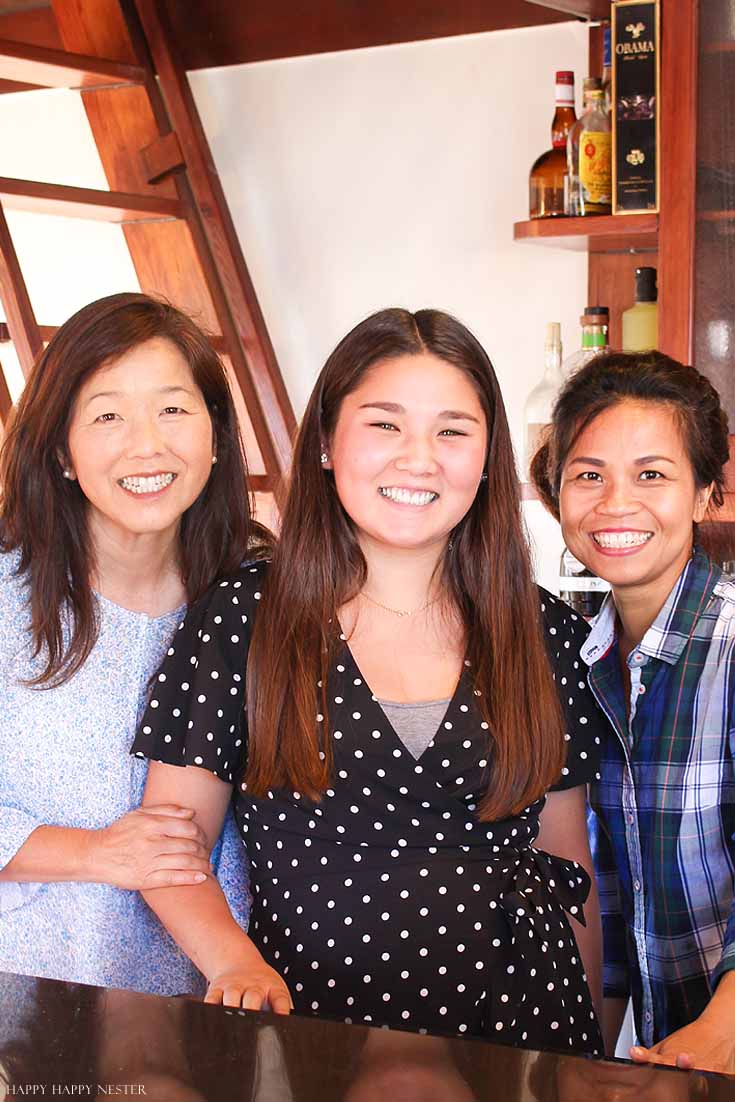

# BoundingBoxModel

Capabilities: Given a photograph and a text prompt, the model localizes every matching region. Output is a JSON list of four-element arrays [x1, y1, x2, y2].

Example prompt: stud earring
[[62, 469, 73, 480], [212, 455, 218, 465], [320, 452, 329, 464], [480, 472, 488, 482]]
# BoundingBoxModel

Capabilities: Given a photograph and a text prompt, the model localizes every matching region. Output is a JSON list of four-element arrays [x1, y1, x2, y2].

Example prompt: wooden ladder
[[0, 0, 295, 497]]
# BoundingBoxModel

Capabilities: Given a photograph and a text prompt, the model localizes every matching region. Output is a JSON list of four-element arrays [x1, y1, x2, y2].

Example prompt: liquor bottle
[[559, 547, 610, 619], [562, 307, 609, 377], [523, 322, 563, 475], [601, 24, 612, 115], [529, 71, 576, 220], [622, 266, 658, 352], [577, 89, 612, 215], [565, 77, 602, 216]]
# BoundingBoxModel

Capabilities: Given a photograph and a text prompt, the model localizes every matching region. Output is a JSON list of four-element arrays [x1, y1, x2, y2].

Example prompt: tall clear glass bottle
[[566, 77, 602, 216], [562, 307, 609, 377], [529, 72, 576, 219], [577, 89, 612, 216], [523, 321, 563, 475]]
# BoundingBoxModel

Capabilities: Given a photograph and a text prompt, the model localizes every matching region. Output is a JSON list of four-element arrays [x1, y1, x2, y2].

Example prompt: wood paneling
[[658, 0, 698, 364], [158, 0, 585, 70]]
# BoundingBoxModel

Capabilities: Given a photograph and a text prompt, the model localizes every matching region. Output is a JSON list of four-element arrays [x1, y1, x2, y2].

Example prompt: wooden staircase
[[0, 0, 296, 498]]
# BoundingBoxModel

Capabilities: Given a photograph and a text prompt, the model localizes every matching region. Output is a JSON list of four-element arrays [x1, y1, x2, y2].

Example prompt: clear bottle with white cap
[[523, 321, 563, 476]]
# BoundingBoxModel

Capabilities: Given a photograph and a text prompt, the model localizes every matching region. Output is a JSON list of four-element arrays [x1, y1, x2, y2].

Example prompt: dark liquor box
[[612, 0, 660, 213]]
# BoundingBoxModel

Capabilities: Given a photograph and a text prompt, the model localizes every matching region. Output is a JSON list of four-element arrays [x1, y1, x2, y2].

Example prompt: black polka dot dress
[[133, 561, 604, 1055]]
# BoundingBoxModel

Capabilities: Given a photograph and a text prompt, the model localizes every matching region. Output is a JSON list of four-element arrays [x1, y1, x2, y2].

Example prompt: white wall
[[189, 21, 589, 588]]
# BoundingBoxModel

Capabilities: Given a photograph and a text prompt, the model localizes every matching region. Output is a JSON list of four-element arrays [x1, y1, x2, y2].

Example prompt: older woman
[[0, 292, 269, 995]]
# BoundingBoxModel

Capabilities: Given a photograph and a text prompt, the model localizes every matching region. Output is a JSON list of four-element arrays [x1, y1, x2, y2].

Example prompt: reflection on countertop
[[0, 971, 734, 1102]]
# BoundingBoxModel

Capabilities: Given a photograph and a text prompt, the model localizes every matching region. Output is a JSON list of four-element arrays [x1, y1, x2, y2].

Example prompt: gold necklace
[[361, 590, 440, 618]]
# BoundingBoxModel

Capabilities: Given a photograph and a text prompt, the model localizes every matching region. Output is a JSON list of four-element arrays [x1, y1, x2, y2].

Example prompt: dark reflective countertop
[[1, 971, 734, 1101]]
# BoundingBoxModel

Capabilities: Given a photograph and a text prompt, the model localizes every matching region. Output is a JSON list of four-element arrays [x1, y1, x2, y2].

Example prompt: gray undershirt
[[377, 697, 452, 759]]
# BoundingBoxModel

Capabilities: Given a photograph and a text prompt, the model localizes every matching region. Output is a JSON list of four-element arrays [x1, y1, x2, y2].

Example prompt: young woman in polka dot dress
[[134, 309, 605, 1053]]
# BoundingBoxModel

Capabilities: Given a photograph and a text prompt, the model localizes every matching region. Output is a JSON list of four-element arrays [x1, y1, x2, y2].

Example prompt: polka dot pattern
[[133, 562, 602, 1054]]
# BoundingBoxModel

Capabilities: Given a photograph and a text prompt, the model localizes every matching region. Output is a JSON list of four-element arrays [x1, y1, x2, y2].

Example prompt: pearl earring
[[212, 455, 218, 465], [62, 469, 73, 480], [320, 452, 329, 464]]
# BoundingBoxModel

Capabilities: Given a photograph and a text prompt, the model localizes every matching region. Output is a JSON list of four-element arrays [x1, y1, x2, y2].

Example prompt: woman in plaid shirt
[[532, 351, 735, 1075]]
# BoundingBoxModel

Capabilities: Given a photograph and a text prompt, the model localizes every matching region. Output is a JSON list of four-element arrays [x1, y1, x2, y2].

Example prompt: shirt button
[[634, 653, 643, 663], [634, 879, 641, 891], [627, 814, 634, 825], [645, 1011, 652, 1022], [638, 685, 646, 695]]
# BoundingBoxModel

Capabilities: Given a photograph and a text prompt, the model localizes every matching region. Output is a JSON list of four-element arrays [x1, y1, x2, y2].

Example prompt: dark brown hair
[[530, 350, 730, 521], [0, 291, 271, 687], [246, 307, 565, 820]]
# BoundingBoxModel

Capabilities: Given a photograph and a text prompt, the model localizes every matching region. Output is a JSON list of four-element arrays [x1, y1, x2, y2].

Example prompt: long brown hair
[[530, 350, 730, 521], [0, 292, 271, 687], [247, 308, 565, 820]]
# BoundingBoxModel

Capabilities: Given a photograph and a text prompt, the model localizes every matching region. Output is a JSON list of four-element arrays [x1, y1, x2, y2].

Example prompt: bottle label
[[555, 84, 575, 106], [581, 332, 608, 349], [580, 131, 612, 203]]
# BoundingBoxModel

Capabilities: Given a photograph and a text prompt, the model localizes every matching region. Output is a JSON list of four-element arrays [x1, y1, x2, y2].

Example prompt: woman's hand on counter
[[88, 805, 212, 890], [630, 972, 735, 1074], [204, 959, 293, 1014]]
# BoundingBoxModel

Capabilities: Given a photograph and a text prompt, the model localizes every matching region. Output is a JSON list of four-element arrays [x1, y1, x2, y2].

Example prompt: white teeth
[[592, 531, 652, 549], [379, 487, 438, 506], [120, 473, 176, 495]]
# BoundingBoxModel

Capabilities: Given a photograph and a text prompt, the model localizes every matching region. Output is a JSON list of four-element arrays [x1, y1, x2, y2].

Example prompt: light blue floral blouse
[[0, 549, 249, 995]]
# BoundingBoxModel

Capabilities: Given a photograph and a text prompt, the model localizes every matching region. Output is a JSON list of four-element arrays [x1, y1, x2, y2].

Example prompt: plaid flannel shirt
[[583, 548, 735, 1047]]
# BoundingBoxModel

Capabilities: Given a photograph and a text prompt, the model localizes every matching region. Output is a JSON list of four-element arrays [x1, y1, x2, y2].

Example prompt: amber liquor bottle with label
[[529, 71, 576, 219]]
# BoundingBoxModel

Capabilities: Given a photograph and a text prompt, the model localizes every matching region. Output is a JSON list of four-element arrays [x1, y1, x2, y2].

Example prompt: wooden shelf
[[0, 178, 182, 223], [0, 38, 145, 91], [513, 213, 658, 253]]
